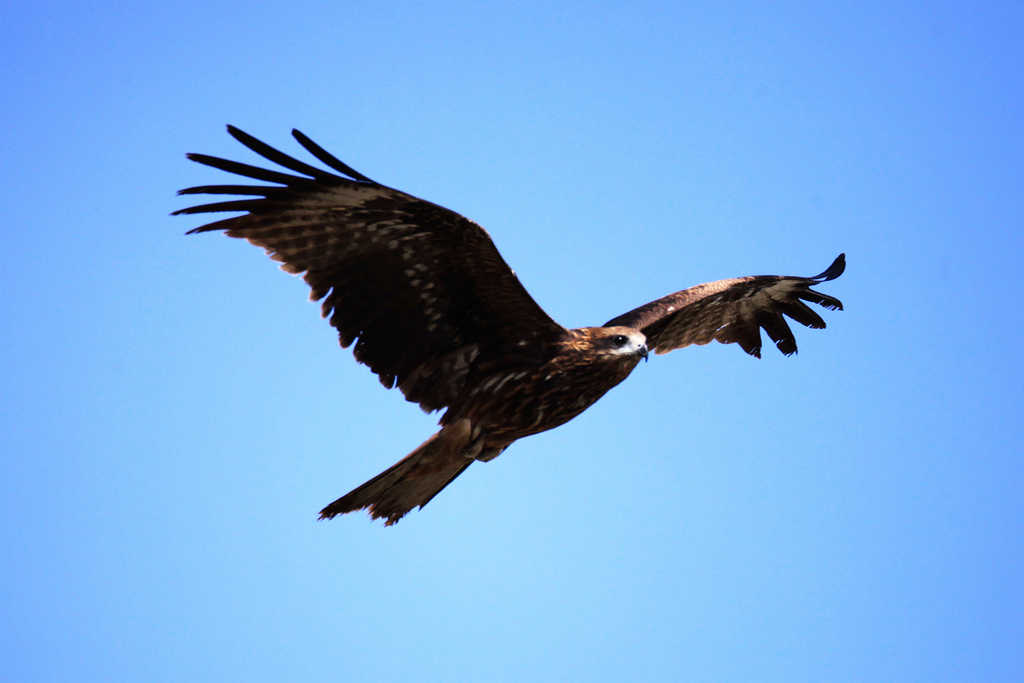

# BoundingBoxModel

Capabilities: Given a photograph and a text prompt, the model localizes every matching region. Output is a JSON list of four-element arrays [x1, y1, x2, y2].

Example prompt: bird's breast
[[450, 354, 639, 441]]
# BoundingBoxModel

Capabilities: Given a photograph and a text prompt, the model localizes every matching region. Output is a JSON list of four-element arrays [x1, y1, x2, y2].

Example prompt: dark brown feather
[[604, 254, 845, 357], [175, 126, 565, 412], [319, 427, 474, 526]]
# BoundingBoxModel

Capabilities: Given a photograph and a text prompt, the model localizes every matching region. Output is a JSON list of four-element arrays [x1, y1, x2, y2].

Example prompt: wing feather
[[604, 254, 845, 358], [175, 126, 566, 411]]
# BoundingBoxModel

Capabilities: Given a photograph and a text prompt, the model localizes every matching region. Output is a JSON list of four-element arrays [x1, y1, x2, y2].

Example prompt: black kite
[[176, 127, 845, 525]]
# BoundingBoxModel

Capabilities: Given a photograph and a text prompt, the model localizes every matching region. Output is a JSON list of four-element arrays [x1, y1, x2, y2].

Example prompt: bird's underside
[[176, 126, 846, 525]]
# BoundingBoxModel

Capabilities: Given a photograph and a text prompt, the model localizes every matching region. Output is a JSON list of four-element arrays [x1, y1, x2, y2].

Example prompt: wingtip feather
[[814, 253, 846, 281]]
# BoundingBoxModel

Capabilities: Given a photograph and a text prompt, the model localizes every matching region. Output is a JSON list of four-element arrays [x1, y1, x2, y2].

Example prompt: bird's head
[[576, 326, 649, 363]]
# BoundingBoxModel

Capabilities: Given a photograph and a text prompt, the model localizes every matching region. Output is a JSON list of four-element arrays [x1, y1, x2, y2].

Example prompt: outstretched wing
[[175, 126, 566, 411], [604, 254, 845, 358]]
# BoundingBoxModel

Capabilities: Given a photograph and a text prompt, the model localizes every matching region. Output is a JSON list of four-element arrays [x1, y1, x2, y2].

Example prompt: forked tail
[[319, 426, 474, 525]]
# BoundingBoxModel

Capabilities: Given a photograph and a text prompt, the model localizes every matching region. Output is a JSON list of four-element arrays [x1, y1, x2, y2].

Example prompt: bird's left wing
[[604, 254, 845, 358], [175, 127, 566, 412]]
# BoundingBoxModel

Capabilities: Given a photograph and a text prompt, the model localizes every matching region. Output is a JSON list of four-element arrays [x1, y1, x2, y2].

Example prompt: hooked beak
[[638, 344, 649, 362]]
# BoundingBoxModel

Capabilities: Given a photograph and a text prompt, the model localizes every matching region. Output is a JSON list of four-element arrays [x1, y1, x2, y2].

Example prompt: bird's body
[[440, 326, 648, 448], [318, 325, 647, 522], [176, 127, 845, 525]]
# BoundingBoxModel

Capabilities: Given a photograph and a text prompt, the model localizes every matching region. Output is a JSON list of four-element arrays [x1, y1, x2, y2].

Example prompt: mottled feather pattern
[[447, 328, 643, 441], [605, 255, 845, 358], [178, 127, 844, 524], [176, 126, 565, 412]]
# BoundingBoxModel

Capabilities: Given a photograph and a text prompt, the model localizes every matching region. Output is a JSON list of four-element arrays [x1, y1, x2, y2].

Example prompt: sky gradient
[[3, 2, 1022, 681]]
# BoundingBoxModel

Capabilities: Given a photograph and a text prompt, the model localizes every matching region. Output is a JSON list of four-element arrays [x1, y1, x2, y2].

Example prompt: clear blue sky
[[3, 2, 1021, 681]]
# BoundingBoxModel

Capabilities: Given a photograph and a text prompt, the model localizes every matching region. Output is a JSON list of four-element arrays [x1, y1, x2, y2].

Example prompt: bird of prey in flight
[[176, 126, 845, 525]]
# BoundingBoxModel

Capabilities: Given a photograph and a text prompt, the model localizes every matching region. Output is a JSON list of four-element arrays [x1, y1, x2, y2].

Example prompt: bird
[[175, 126, 845, 525]]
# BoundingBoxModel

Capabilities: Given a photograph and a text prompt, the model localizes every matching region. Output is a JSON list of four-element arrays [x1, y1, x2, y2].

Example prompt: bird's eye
[[612, 334, 629, 347]]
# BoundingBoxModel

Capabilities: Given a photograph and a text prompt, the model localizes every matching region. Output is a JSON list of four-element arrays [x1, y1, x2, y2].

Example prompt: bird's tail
[[319, 423, 474, 525]]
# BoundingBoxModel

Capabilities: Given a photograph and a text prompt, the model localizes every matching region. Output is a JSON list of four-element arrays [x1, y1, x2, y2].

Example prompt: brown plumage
[[176, 126, 846, 525]]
